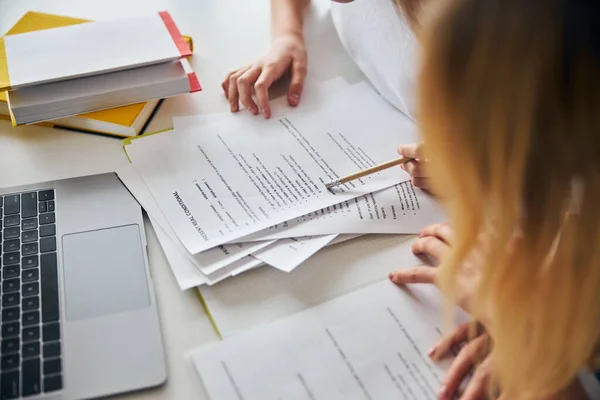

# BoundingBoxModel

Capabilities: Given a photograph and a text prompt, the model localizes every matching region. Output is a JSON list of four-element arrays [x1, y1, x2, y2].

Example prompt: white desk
[[0, 0, 366, 398]]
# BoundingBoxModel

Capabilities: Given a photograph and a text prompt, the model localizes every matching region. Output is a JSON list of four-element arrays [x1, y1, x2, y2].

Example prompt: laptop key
[[2, 338, 19, 354], [47, 201, 55, 212], [2, 307, 20, 322], [3, 215, 19, 227], [1, 322, 19, 338], [22, 295, 39, 311], [1, 353, 19, 370], [23, 311, 40, 326], [38, 190, 54, 202], [39, 225, 55, 237], [0, 370, 20, 399], [22, 229, 38, 243], [4, 227, 19, 239], [4, 226, 21, 239], [4, 195, 19, 215], [22, 358, 42, 396], [23, 342, 41, 358], [3, 252, 19, 265], [2, 264, 19, 279], [38, 202, 47, 213], [41, 253, 59, 323], [22, 255, 39, 269], [2, 293, 19, 308], [3, 239, 19, 252], [42, 323, 60, 342], [2, 278, 20, 293], [23, 283, 40, 297], [43, 342, 60, 358], [43, 358, 62, 375], [23, 327, 40, 342], [40, 237, 56, 253], [23, 268, 39, 283], [39, 213, 55, 225], [22, 218, 38, 231], [43, 374, 62, 393], [22, 242, 38, 256], [21, 192, 38, 218]]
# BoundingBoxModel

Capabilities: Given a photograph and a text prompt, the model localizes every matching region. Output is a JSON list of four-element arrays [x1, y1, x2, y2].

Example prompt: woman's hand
[[431, 322, 493, 400], [397, 143, 433, 193], [222, 32, 308, 119], [389, 222, 484, 314]]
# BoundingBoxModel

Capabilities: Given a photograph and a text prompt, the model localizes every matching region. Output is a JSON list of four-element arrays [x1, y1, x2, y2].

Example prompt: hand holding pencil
[[324, 143, 430, 191]]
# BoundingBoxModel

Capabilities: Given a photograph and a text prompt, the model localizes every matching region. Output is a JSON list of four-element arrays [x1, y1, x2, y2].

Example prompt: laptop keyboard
[[1, 190, 62, 399]]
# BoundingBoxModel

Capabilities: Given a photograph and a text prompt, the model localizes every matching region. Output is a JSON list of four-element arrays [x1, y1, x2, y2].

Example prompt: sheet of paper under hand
[[172, 86, 444, 242], [191, 280, 469, 400], [126, 82, 417, 255], [116, 165, 274, 288]]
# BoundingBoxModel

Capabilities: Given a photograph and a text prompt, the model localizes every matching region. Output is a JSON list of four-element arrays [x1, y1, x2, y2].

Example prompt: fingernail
[[388, 272, 393, 280], [428, 345, 437, 358], [249, 106, 258, 115], [418, 232, 424, 238], [290, 93, 300, 105], [261, 109, 269, 118]]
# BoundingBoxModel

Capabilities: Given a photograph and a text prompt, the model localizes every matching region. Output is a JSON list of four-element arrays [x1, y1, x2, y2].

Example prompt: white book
[[7, 59, 200, 125], [0, 11, 191, 90]]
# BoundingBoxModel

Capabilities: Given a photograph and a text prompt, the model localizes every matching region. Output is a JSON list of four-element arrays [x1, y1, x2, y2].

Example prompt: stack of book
[[0, 11, 199, 137]]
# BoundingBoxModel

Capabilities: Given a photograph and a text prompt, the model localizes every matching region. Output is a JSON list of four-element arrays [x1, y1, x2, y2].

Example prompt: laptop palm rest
[[62, 224, 150, 321]]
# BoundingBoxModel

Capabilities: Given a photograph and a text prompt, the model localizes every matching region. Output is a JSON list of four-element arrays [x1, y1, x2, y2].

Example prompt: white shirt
[[330, 0, 420, 120]]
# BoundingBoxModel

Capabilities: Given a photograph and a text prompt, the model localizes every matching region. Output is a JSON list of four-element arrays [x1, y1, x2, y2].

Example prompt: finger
[[228, 67, 250, 112], [429, 321, 481, 361], [397, 143, 423, 159], [419, 223, 454, 244], [237, 67, 262, 115], [401, 160, 427, 178], [255, 62, 288, 119], [438, 334, 489, 400], [389, 266, 437, 285], [222, 70, 237, 98], [411, 236, 450, 261], [459, 356, 491, 400], [288, 56, 307, 106]]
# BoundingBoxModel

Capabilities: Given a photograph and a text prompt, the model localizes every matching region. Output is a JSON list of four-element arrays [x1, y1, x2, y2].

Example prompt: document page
[[127, 82, 417, 254], [251, 234, 338, 272], [191, 280, 469, 400], [116, 165, 274, 285], [240, 181, 445, 241]]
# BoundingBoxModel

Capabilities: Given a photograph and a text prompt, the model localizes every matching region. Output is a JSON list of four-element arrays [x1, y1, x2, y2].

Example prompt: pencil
[[324, 156, 413, 190]]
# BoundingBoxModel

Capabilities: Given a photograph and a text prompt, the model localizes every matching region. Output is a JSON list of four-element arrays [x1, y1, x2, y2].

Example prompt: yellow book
[[0, 11, 194, 137]]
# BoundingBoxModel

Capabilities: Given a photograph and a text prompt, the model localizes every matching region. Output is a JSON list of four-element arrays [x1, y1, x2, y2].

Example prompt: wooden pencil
[[324, 156, 413, 190]]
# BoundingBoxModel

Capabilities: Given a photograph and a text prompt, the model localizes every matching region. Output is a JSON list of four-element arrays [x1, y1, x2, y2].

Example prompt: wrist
[[272, 27, 304, 41]]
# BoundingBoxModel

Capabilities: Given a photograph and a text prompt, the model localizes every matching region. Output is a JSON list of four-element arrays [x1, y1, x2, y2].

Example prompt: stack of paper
[[0, 11, 201, 126], [118, 78, 446, 290]]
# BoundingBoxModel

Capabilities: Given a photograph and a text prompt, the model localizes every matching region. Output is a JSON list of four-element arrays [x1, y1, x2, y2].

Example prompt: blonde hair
[[418, 0, 600, 398]]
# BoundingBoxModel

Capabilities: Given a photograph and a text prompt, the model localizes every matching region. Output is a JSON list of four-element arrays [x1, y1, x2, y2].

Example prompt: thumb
[[288, 57, 307, 107]]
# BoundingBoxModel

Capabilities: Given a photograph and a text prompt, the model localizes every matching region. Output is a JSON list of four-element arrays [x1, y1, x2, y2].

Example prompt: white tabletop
[[0, 0, 366, 398]]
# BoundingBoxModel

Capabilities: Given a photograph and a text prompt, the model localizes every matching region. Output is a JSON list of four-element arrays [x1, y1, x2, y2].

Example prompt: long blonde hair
[[416, 0, 600, 398]]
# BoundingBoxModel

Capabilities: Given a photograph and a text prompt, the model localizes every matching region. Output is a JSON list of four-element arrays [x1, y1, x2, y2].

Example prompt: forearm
[[271, 0, 309, 38]]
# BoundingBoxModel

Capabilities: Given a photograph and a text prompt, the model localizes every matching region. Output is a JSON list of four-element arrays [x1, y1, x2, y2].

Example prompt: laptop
[[0, 172, 166, 399]]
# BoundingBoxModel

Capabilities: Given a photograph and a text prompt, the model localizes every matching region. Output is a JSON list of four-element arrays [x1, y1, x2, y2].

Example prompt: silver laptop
[[0, 173, 166, 399]]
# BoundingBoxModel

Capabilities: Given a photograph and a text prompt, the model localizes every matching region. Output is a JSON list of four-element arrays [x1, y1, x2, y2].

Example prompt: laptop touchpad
[[62, 225, 150, 321]]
